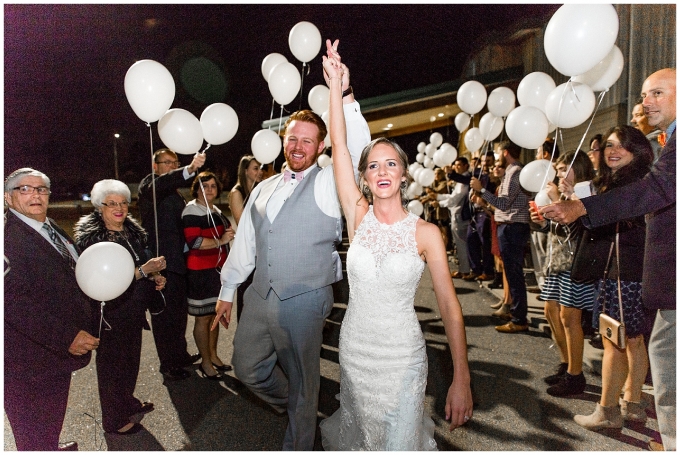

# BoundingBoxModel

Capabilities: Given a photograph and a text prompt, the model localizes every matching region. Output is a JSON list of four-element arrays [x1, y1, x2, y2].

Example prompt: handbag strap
[[598, 234, 616, 315], [615, 222, 625, 327]]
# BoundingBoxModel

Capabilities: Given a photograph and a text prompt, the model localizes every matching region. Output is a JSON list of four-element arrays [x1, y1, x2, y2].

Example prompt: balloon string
[[197, 179, 227, 269], [539, 79, 572, 192], [150, 290, 166, 316], [564, 89, 608, 181], [298, 62, 307, 111], [269, 98, 276, 123], [147, 123, 160, 257], [98, 301, 111, 339], [278, 105, 284, 134], [201, 143, 211, 154]]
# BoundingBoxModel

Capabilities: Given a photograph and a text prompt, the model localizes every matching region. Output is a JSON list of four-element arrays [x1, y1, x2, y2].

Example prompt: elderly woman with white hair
[[73, 179, 166, 435]]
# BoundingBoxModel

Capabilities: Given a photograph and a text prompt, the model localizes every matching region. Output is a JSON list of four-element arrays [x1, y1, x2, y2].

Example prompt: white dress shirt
[[218, 101, 371, 302]]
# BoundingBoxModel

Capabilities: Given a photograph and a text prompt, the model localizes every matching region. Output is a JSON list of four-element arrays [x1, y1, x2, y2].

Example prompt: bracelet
[[138, 266, 147, 279], [342, 86, 353, 98]]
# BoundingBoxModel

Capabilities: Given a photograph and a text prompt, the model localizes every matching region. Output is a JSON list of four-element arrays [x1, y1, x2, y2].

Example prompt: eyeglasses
[[101, 201, 130, 209], [156, 160, 180, 166], [12, 185, 51, 195]]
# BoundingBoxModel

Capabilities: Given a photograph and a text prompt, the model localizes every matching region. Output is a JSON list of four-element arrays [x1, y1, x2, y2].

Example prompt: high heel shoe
[[198, 365, 222, 380], [490, 300, 505, 309], [213, 363, 233, 372], [107, 422, 143, 436]]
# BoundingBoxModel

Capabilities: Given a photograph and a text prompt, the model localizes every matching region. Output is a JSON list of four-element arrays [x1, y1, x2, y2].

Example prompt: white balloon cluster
[[124, 59, 240, 155], [407, 134, 458, 211]]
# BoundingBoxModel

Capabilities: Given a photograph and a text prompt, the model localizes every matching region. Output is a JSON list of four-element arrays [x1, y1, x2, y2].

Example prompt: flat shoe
[[495, 322, 528, 333], [450, 271, 466, 279], [199, 365, 222, 380], [213, 363, 233, 372], [108, 422, 143, 436], [135, 401, 154, 415]]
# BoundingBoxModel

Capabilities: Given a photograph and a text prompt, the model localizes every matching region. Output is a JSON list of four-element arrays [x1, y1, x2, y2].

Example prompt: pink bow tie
[[283, 170, 304, 183]]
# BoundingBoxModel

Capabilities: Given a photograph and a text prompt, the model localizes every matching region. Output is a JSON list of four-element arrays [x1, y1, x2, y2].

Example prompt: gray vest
[[251, 167, 342, 300]]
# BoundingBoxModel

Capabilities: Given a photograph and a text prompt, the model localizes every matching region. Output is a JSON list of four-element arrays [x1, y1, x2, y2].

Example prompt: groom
[[213, 43, 370, 450]]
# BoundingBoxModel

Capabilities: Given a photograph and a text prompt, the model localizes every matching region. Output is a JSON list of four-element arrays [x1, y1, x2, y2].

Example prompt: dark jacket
[[138, 168, 190, 274], [582, 130, 676, 310], [4, 211, 94, 376], [73, 211, 154, 323]]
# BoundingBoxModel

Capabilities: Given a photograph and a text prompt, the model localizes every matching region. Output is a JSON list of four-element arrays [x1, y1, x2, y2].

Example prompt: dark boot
[[544, 362, 568, 385], [488, 271, 504, 289], [547, 372, 586, 397]]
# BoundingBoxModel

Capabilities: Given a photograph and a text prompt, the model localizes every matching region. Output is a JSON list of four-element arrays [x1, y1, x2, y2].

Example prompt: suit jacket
[[4, 211, 94, 376], [581, 130, 676, 310], [138, 168, 190, 274]]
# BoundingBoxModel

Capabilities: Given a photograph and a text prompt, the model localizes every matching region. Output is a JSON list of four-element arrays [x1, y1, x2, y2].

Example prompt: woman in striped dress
[[530, 151, 595, 397]]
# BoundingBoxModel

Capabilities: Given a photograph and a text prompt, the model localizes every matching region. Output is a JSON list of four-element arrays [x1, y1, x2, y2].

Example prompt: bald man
[[542, 68, 676, 450]]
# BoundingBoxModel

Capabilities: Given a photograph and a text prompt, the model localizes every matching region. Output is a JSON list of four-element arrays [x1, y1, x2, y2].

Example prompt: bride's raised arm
[[323, 40, 366, 240]]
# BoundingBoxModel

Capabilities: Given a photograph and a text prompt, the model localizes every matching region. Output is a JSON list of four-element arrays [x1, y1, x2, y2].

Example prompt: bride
[[319, 40, 473, 451]]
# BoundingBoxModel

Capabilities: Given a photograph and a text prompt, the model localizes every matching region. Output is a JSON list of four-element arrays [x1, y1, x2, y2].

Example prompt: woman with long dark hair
[[573, 125, 654, 430]]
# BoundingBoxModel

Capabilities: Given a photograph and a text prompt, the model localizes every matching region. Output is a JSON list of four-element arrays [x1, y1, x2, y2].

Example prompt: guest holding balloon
[[471, 141, 532, 333], [4, 168, 98, 451], [529, 151, 596, 397], [228, 155, 263, 321], [138, 148, 205, 381], [74, 179, 166, 435], [182, 171, 235, 379]]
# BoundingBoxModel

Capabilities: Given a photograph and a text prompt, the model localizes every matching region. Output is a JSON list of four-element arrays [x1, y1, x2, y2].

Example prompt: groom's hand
[[212, 300, 233, 330]]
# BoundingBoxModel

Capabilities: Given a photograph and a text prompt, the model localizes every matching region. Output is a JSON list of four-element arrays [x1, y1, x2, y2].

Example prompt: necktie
[[283, 170, 304, 183], [658, 132, 667, 147], [43, 223, 76, 269]]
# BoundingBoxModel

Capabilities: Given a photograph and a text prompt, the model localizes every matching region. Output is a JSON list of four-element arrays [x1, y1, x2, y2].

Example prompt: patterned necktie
[[658, 132, 667, 147], [43, 223, 76, 269], [283, 170, 304, 183]]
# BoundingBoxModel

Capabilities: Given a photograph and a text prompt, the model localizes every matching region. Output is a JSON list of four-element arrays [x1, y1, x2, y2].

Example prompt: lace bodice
[[353, 206, 421, 267]]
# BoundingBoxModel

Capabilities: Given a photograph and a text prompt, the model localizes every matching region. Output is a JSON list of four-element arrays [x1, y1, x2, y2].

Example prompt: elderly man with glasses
[[4, 167, 98, 451], [138, 148, 206, 381]]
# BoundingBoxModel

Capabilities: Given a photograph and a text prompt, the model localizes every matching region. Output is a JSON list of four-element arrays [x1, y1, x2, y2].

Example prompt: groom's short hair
[[283, 110, 327, 144]]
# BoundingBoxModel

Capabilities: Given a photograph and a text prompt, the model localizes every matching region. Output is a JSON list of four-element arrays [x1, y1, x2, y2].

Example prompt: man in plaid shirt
[[471, 140, 531, 333]]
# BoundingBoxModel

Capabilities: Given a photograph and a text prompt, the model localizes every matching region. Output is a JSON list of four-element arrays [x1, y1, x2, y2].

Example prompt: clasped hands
[[322, 39, 349, 91]]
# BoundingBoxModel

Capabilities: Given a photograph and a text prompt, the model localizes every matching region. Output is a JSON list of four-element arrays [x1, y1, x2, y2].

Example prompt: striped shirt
[[480, 161, 531, 224]]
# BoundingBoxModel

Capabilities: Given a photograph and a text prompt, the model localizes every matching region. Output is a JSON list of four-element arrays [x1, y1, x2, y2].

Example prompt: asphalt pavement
[[4, 261, 660, 451]]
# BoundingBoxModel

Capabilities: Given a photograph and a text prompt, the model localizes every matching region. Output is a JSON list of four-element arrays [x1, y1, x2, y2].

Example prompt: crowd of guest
[[3, 67, 674, 451]]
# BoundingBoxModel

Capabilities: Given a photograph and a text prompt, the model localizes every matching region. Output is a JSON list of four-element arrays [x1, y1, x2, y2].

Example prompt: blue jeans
[[467, 211, 494, 276], [497, 223, 530, 325], [649, 309, 676, 450]]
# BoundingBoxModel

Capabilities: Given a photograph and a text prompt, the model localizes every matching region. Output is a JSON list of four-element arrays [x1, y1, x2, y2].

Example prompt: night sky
[[4, 4, 561, 199]]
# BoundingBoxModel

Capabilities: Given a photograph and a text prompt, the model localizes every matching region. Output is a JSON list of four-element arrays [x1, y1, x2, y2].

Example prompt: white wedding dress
[[320, 206, 438, 451]]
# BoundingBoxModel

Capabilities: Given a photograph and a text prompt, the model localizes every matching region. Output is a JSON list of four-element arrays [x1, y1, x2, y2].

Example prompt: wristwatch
[[480, 188, 487, 194]]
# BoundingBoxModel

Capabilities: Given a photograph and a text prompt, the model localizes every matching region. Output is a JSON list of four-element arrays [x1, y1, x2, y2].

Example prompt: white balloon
[[407, 181, 423, 199], [423, 157, 434, 169], [505, 106, 550, 150], [430, 132, 443, 147], [519, 159, 557, 192], [432, 149, 446, 168], [261, 53, 288, 82], [308, 84, 330, 115], [544, 82, 596, 129], [419, 168, 435, 186], [425, 143, 437, 157], [288, 21, 322, 63], [439, 143, 458, 165], [487, 87, 516, 118], [454, 112, 471, 132], [573, 45, 624, 92], [417, 142, 427, 153], [268, 62, 301, 106], [457, 80, 487, 115], [158, 109, 204, 155], [547, 122, 557, 134], [412, 167, 424, 184], [124, 60, 175, 123], [534, 189, 553, 207], [407, 199, 424, 217], [464, 127, 484, 153], [479, 113, 504, 141], [250, 129, 281, 164], [317, 154, 331, 168], [75, 242, 135, 302], [408, 162, 422, 175], [416, 152, 425, 163], [517, 72, 556, 111], [200, 103, 239, 145], [544, 4, 619, 77]]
